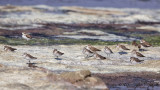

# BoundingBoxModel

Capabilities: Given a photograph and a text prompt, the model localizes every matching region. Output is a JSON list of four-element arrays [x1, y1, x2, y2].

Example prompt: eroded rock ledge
[[0, 64, 109, 90]]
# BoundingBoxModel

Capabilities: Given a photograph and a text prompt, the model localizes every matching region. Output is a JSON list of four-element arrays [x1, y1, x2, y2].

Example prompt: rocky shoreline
[[0, 4, 160, 90], [0, 44, 160, 89], [0, 64, 108, 90], [0, 5, 160, 44], [0, 63, 160, 90]]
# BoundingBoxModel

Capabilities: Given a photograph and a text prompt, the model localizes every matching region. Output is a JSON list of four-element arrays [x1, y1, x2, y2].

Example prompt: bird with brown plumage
[[130, 57, 144, 63]]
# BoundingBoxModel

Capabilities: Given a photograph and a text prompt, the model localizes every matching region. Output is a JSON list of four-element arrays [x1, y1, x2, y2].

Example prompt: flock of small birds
[[83, 40, 151, 63], [3, 32, 152, 68]]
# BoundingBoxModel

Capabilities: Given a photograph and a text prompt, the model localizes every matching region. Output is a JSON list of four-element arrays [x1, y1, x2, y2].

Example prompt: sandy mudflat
[[0, 44, 160, 74]]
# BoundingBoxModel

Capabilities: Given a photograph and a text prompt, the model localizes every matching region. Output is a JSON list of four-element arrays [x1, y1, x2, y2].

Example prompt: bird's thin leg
[[106, 54, 108, 57], [91, 53, 94, 57], [86, 55, 89, 58], [84, 55, 87, 59], [29, 60, 31, 63]]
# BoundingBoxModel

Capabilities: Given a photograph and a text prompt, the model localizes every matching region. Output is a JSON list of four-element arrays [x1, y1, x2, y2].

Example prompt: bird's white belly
[[22, 35, 30, 40], [54, 53, 61, 57], [25, 56, 31, 60], [104, 50, 111, 54]]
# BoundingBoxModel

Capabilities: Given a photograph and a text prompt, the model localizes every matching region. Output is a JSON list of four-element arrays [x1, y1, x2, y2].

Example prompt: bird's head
[[53, 49, 57, 52], [22, 32, 27, 35], [22, 53, 27, 56], [131, 49, 136, 53], [140, 39, 145, 43]]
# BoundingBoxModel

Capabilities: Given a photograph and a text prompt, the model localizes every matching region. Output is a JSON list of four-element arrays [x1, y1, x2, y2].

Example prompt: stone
[[0, 64, 3, 67], [74, 76, 109, 90], [5, 83, 33, 90], [59, 70, 108, 89], [46, 73, 59, 82], [38, 82, 77, 90], [59, 70, 91, 83]]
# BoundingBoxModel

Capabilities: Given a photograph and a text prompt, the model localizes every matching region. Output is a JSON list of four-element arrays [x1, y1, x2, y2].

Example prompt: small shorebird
[[94, 53, 106, 60], [131, 41, 143, 51], [132, 40, 139, 46], [131, 49, 145, 57], [53, 49, 64, 58], [137, 44, 141, 49], [26, 60, 37, 68], [139, 43, 150, 52], [117, 44, 130, 55], [130, 57, 144, 63], [86, 44, 101, 52], [136, 43, 146, 51], [104, 46, 113, 57], [22, 32, 32, 41], [23, 53, 37, 61], [82, 46, 94, 58], [140, 39, 152, 47], [140, 43, 152, 48], [117, 44, 130, 51], [4, 46, 17, 52]]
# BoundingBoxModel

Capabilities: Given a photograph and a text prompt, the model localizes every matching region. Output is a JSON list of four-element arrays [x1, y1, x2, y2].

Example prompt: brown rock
[[59, 70, 91, 83], [0, 64, 3, 67], [5, 83, 33, 90], [46, 73, 59, 82], [59, 70, 108, 89], [37, 82, 77, 90], [75, 76, 109, 90]]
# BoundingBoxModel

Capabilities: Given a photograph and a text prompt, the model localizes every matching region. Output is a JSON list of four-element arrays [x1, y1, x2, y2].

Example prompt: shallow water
[[0, 0, 160, 9]]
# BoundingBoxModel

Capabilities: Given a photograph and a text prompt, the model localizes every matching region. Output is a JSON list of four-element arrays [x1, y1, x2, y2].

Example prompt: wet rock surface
[[94, 72, 160, 90], [0, 5, 160, 42], [0, 23, 159, 42]]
